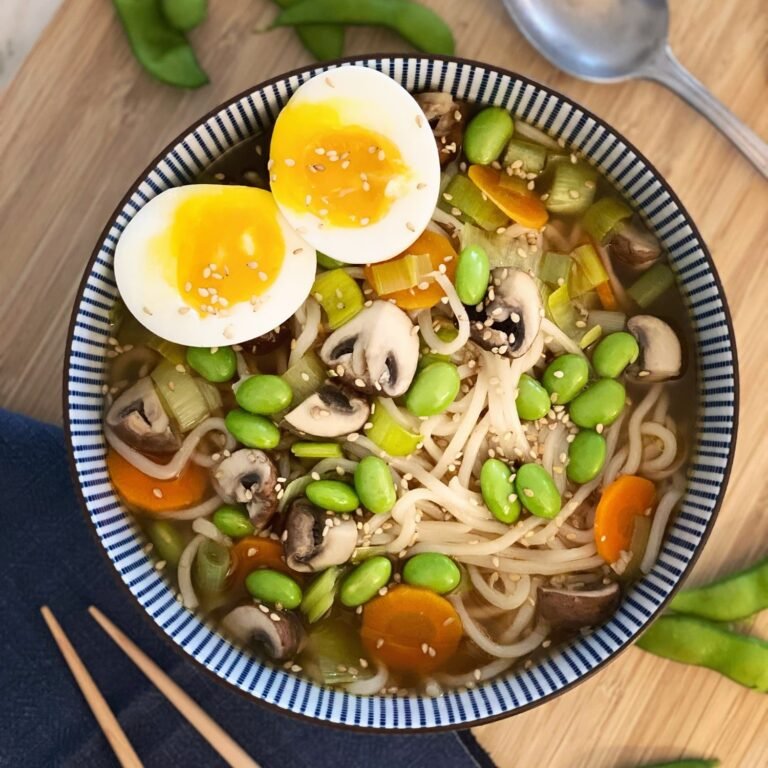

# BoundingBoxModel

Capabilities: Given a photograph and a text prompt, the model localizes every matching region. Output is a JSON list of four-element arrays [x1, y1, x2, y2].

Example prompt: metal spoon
[[501, 0, 768, 177]]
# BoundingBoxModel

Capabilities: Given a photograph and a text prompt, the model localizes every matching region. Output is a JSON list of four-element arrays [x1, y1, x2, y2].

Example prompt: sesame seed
[[152, 488, 163, 499], [568, 189, 580, 199]]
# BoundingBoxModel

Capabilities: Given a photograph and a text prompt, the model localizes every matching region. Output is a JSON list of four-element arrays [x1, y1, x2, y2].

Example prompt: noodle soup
[[103, 67, 694, 696]]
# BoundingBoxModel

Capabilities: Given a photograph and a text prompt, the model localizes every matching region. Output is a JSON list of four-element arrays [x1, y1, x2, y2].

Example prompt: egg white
[[113, 185, 316, 347], [269, 66, 441, 265]]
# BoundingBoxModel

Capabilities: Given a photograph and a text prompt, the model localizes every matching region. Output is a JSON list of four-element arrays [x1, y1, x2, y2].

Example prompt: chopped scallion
[[291, 442, 343, 459], [547, 283, 578, 336], [300, 566, 344, 624], [365, 399, 421, 456], [439, 174, 508, 231], [317, 252, 344, 269], [579, 324, 602, 349], [150, 360, 212, 432], [569, 244, 609, 297], [582, 197, 632, 243], [587, 310, 627, 334], [312, 269, 364, 329], [193, 539, 230, 594], [545, 161, 598, 215], [281, 351, 327, 405], [538, 251, 572, 286], [503, 138, 548, 174], [627, 263, 675, 308]]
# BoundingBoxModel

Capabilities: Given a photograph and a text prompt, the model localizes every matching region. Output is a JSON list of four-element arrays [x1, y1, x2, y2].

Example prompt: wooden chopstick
[[88, 607, 260, 768], [40, 606, 143, 768]]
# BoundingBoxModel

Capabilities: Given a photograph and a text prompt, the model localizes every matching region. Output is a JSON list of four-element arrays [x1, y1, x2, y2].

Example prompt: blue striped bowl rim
[[64, 55, 738, 730]]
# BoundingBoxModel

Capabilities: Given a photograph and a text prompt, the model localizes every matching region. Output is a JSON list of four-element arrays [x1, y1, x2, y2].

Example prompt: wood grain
[[1, 1, 766, 765]]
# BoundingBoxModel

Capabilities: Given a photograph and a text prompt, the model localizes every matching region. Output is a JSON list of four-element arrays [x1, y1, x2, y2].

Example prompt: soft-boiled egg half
[[114, 185, 316, 346], [269, 66, 441, 264]]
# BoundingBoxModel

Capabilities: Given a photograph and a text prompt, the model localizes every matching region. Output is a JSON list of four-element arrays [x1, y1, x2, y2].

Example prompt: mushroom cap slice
[[284, 498, 358, 573], [221, 604, 305, 661], [212, 448, 278, 530], [538, 583, 621, 630], [414, 92, 469, 167], [284, 384, 370, 438], [105, 377, 180, 453], [626, 315, 682, 383], [469, 269, 542, 358], [608, 221, 661, 271], [320, 301, 419, 397]]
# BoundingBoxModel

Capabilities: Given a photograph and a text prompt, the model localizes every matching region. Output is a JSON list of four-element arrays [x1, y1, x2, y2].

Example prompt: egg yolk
[[164, 188, 285, 316], [270, 101, 408, 228]]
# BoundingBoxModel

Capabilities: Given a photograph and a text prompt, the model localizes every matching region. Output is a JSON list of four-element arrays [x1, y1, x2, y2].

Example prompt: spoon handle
[[644, 46, 767, 178]]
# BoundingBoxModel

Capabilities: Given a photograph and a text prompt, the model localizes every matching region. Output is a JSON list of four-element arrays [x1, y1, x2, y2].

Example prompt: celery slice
[[150, 360, 211, 432], [291, 442, 343, 459], [513, 121, 561, 150], [281, 350, 327, 405], [440, 174, 508, 231], [193, 539, 230, 595], [539, 251, 571, 286], [545, 161, 598, 215], [312, 269, 364, 329], [503, 138, 548, 174], [582, 197, 632, 243], [627, 263, 675, 307], [365, 400, 421, 456]]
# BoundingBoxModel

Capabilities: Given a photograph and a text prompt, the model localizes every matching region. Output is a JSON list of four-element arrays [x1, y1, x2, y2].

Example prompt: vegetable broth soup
[[105, 67, 695, 696]]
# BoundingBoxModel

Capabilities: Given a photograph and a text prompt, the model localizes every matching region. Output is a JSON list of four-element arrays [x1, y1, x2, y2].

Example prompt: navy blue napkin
[[0, 409, 496, 768]]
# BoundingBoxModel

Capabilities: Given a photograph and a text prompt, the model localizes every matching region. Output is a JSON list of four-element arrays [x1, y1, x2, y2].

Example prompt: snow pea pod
[[272, 0, 455, 56], [669, 557, 768, 621], [636, 614, 768, 692], [113, 0, 209, 88], [273, 0, 345, 60]]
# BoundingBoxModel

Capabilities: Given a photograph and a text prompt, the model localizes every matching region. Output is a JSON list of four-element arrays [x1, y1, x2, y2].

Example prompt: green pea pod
[[273, 0, 345, 60], [636, 614, 768, 692], [669, 557, 768, 622], [113, 0, 209, 89], [635, 760, 719, 768], [272, 0, 455, 56]]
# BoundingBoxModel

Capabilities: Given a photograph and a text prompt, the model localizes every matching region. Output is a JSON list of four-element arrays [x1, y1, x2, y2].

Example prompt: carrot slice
[[106, 448, 208, 514], [594, 475, 656, 563], [363, 229, 457, 310], [361, 585, 463, 673], [229, 536, 292, 584], [467, 165, 549, 229], [596, 280, 619, 311]]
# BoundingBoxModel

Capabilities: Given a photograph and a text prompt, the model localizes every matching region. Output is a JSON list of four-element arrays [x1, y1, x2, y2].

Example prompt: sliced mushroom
[[626, 315, 682, 382], [538, 583, 621, 630], [105, 377, 180, 453], [221, 604, 304, 661], [608, 220, 661, 271], [212, 448, 278, 529], [468, 268, 542, 358], [241, 324, 290, 355], [415, 92, 469, 167], [284, 384, 370, 438], [284, 498, 357, 573], [320, 301, 419, 397]]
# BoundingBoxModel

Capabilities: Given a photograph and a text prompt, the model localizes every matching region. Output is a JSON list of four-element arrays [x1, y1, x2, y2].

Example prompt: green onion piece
[[193, 539, 230, 594], [351, 545, 388, 563], [291, 442, 343, 459], [301, 618, 372, 685], [312, 269, 364, 329], [440, 174, 508, 231], [569, 243, 609, 297], [150, 360, 211, 432], [587, 310, 626, 334], [365, 400, 421, 456], [579, 324, 602, 349], [118, 312, 187, 365], [281, 350, 327, 405], [547, 284, 578, 336], [627, 263, 675, 307], [317, 252, 344, 269], [300, 566, 344, 623], [147, 520, 186, 567], [538, 251, 571, 286], [458, 221, 534, 270], [545, 161, 598, 215], [582, 197, 632, 243], [503, 138, 548, 174], [512, 121, 561, 150], [196, 379, 223, 413]]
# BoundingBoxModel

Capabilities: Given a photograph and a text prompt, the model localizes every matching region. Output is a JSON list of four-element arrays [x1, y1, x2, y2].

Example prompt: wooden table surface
[[1, 1, 766, 765]]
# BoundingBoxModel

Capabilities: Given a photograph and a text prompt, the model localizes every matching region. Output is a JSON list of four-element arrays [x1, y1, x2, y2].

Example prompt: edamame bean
[[542, 354, 589, 404], [225, 409, 280, 449], [516, 374, 550, 421], [306, 480, 360, 512], [354, 456, 396, 514], [592, 332, 640, 378], [480, 458, 521, 524], [147, 520, 185, 567], [455, 245, 490, 305], [405, 361, 461, 417], [340, 556, 392, 607], [245, 569, 303, 609], [463, 107, 514, 165], [566, 430, 607, 484], [236, 374, 293, 415], [213, 504, 254, 538], [186, 346, 236, 382], [569, 379, 626, 428], [403, 553, 461, 594], [515, 463, 561, 519]]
